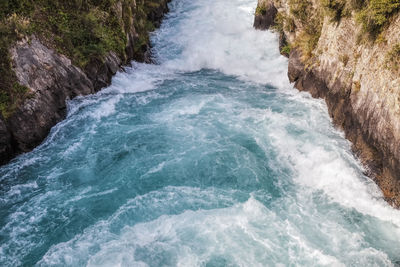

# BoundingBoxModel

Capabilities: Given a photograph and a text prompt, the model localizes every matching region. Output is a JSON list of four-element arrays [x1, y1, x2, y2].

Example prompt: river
[[1, 0, 400, 266]]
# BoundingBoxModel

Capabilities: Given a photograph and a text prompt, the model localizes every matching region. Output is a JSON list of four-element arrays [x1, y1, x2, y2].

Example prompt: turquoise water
[[1, 0, 400, 266]]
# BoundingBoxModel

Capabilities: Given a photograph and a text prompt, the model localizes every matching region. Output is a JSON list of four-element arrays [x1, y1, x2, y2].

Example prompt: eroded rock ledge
[[255, 0, 400, 206], [0, 0, 169, 165]]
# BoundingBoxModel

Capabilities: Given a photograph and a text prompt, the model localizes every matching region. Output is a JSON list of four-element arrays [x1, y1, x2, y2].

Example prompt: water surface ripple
[[1, 0, 400, 266]]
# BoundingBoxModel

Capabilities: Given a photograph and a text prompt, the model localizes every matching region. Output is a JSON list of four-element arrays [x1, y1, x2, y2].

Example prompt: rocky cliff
[[255, 0, 400, 206], [0, 0, 169, 164]]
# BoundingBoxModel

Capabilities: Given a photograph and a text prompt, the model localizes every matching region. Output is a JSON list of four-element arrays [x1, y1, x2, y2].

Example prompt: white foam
[[65, 187, 118, 205], [38, 196, 395, 266], [1, 182, 39, 204], [104, 63, 176, 94], [154, 0, 290, 87], [154, 96, 212, 122], [37, 187, 238, 266], [0, 189, 59, 266], [265, 94, 400, 227], [147, 162, 166, 174], [62, 138, 83, 156], [90, 95, 121, 120]]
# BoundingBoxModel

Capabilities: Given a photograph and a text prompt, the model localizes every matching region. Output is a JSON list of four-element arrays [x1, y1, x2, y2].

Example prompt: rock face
[[0, 0, 169, 165], [255, 0, 400, 206], [84, 52, 122, 91], [253, 0, 277, 30], [0, 114, 12, 164], [7, 37, 94, 154]]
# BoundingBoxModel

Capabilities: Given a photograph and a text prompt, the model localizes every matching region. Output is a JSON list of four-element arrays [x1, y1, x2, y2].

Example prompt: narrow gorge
[[1, 0, 400, 266]]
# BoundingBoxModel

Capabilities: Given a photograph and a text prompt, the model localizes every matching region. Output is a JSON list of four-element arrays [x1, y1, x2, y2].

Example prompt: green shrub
[[288, 0, 323, 61], [321, 0, 347, 22], [356, 0, 400, 38], [295, 24, 322, 60], [256, 5, 267, 16], [281, 44, 292, 56], [348, 0, 365, 11], [289, 0, 312, 23], [272, 12, 285, 32], [285, 16, 296, 32], [0, 14, 30, 118], [272, 12, 296, 33], [385, 43, 400, 71]]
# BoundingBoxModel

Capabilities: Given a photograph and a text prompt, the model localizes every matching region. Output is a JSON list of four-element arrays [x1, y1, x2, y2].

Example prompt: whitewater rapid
[[1, 0, 400, 266]]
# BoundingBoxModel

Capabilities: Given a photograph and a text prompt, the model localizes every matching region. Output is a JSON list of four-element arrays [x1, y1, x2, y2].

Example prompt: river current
[[1, 0, 400, 266]]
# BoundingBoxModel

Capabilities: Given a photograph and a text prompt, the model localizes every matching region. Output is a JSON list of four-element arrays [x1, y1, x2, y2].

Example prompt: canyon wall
[[0, 0, 169, 164], [255, 0, 400, 206]]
